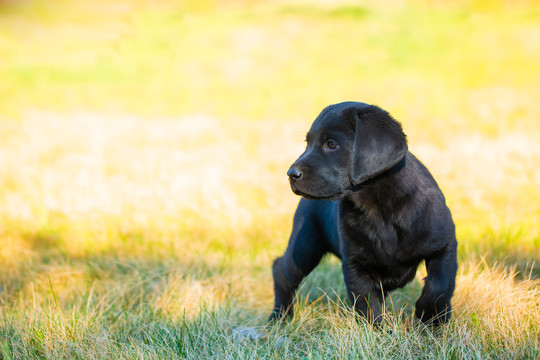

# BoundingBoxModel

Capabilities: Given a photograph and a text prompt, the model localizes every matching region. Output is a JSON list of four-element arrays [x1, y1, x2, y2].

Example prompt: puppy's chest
[[339, 205, 420, 267]]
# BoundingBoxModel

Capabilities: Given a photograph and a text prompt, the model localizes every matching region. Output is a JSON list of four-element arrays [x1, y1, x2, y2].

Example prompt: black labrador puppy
[[270, 101, 457, 325]]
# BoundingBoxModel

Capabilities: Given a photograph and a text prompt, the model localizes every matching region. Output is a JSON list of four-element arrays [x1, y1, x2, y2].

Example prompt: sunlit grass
[[0, 0, 539, 358]]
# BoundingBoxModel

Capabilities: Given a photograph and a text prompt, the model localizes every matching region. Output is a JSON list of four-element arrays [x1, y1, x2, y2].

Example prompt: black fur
[[270, 102, 458, 325]]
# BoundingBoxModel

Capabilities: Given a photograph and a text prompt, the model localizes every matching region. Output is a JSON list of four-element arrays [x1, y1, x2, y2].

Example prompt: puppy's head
[[287, 102, 408, 200]]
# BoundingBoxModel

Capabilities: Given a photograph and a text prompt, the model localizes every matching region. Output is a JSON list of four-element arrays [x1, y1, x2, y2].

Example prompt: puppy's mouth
[[290, 183, 341, 200]]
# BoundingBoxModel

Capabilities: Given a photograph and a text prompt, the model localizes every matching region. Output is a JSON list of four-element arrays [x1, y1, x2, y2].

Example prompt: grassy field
[[0, 0, 539, 358]]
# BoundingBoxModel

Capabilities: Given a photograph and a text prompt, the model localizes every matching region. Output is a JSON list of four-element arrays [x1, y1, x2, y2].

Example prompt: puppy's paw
[[415, 301, 452, 325], [267, 309, 293, 325]]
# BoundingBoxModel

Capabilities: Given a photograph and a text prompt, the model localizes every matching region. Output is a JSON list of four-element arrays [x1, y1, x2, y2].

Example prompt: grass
[[0, 0, 539, 358]]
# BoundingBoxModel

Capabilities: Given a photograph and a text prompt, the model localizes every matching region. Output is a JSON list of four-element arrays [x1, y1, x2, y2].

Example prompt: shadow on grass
[[295, 255, 423, 321], [458, 226, 539, 279], [0, 219, 536, 319]]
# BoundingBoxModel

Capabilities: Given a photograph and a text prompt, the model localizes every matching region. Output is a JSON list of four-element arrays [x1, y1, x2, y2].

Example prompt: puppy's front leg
[[415, 238, 458, 325], [270, 254, 304, 321], [342, 260, 383, 325], [270, 218, 329, 322]]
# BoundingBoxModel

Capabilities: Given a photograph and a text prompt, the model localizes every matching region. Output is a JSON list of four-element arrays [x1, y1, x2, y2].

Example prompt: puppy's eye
[[325, 140, 338, 150]]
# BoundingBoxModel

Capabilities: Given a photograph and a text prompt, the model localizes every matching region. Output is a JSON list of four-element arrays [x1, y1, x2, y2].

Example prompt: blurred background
[[0, 0, 539, 355]]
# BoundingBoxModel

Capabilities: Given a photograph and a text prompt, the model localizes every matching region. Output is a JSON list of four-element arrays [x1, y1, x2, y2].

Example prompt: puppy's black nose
[[287, 167, 303, 182]]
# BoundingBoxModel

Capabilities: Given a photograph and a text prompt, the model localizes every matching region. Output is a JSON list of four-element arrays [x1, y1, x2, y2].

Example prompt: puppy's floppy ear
[[349, 105, 408, 185]]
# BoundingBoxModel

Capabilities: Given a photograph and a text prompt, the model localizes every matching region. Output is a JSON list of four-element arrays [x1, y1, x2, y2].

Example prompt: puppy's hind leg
[[415, 238, 458, 325], [270, 213, 329, 322]]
